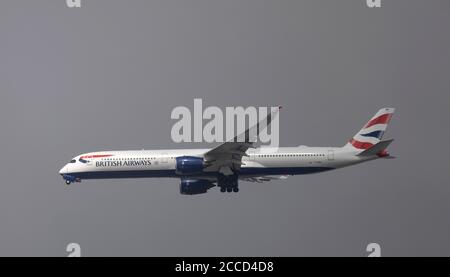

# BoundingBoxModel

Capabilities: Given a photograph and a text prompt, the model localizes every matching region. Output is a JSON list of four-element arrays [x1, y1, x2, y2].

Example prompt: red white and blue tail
[[344, 108, 395, 152]]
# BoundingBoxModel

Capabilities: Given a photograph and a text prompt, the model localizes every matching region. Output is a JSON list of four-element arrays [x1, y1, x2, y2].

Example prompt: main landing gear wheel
[[65, 180, 71, 185], [218, 174, 239, 193]]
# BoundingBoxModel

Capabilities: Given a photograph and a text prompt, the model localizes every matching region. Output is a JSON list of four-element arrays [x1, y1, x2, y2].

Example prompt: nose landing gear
[[218, 174, 239, 193], [62, 174, 81, 186]]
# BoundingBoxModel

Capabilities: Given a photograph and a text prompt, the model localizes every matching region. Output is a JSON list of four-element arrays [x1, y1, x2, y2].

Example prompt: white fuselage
[[59, 146, 374, 182], [58, 107, 394, 194]]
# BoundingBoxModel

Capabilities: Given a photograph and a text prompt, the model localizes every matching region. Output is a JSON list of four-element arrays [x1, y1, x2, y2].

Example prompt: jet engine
[[180, 179, 215, 195], [175, 156, 204, 175]]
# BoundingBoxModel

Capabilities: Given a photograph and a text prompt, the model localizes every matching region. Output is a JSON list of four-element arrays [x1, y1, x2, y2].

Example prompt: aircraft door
[[327, 149, 334, 161], [161, 153, 169, 164], [249, 150, 255, 161]]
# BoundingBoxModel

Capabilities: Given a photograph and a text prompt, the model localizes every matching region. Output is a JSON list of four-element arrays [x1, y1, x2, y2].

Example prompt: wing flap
[[240, 175, 289, 183], [203, 107, 281, 174]]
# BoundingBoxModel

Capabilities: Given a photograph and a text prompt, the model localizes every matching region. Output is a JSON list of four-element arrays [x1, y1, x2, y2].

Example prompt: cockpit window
[[70, 159, 76, 163], [79, 158, 88, 164]]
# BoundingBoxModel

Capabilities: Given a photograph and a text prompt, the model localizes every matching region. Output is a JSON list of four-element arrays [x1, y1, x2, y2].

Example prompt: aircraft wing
[[203, 107, 281, 176], [240, 175, 289, 183]]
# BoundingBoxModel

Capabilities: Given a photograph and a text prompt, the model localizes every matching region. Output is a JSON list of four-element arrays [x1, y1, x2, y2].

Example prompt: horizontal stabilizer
[[357, 139, 394, 157]]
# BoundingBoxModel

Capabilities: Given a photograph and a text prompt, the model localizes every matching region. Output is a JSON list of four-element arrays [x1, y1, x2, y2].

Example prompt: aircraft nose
[[59, 165, 68, 175]]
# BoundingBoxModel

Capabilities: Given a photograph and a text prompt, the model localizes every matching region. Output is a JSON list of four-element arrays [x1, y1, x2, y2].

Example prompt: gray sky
[[0, 0, 449, 256]]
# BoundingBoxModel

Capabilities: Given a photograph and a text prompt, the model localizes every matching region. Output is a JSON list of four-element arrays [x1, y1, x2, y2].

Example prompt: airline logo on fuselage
[[95, 160, 152, 167], [79, 154, 152, 168]]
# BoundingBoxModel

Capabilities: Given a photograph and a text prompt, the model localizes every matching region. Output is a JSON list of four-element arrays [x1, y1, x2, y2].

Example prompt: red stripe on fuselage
[[349, 138, 374, 149], [365, 113, 393, 128], [80, 154, 114, 159]]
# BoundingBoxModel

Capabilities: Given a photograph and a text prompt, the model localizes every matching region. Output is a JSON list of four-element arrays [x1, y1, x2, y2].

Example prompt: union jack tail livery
[[344, 108, 395, 152]]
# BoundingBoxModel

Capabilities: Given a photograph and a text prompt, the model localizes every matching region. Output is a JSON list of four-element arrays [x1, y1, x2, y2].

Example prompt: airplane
[[59, 108, 395, 194]]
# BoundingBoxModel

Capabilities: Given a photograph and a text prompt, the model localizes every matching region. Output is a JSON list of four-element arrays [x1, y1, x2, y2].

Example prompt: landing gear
[[218, 174, 239, 193], [62, 174, 80, 186]]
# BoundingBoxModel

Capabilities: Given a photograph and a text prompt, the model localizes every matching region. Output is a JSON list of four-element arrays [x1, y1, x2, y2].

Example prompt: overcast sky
[[0, 0, 449, 256]]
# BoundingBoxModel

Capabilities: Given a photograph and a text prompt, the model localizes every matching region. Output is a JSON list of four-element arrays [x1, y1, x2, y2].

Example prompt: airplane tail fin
[[343, 108, 395, 152]]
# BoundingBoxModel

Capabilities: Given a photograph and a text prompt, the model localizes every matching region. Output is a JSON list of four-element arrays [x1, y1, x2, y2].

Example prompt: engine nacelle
[[180, 179, 214, 195], [175, 156, 204, 175]]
